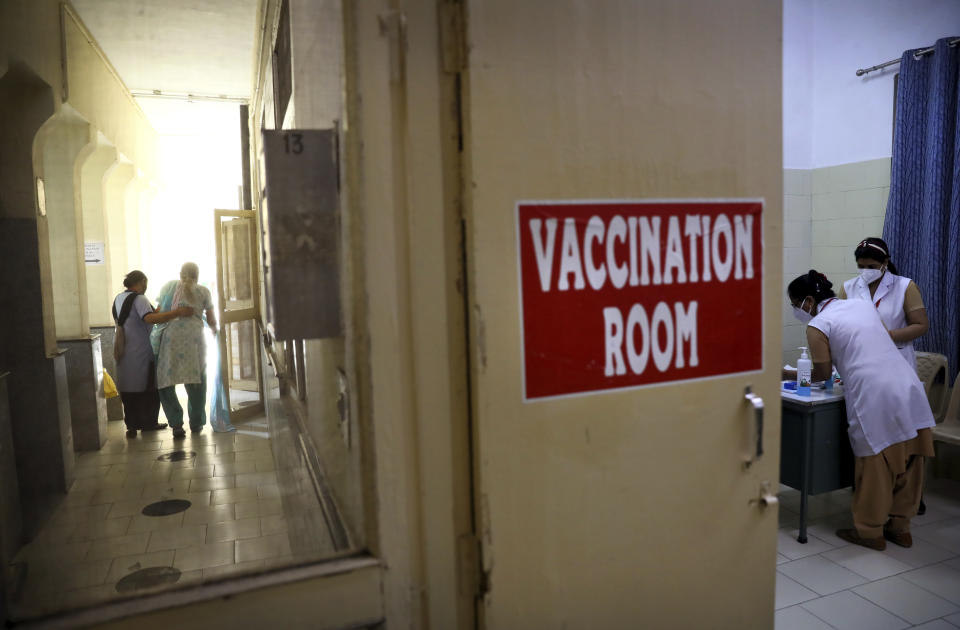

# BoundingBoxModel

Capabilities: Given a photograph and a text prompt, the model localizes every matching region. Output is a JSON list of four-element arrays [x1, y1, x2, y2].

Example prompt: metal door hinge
[[458, 533, 488, 597], [440, 2, 465, 73]]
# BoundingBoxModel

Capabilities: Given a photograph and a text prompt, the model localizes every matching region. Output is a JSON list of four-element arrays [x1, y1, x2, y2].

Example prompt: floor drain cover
[[115, 566, 181, 593], [141, 499, 192, 516], [157, 450, 196, 462]]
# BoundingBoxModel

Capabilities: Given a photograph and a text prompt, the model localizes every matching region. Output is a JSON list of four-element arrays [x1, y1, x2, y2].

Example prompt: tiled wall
[[781, 158, 891, 368], [783, 169, 813, 368]]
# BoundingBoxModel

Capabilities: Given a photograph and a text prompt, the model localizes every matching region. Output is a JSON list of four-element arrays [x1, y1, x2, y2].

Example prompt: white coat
[[842, 272, 915, 369], [808, 298, 934, 457]]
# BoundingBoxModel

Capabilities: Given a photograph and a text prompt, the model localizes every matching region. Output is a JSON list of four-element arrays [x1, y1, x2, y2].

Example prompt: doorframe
[[48, 1, 478, 626], [213, 208, 264, 421], [345, 0, 477, 627]]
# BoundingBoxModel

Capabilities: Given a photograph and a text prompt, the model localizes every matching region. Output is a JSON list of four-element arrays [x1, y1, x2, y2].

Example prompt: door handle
[[743, 385, 764, 469]]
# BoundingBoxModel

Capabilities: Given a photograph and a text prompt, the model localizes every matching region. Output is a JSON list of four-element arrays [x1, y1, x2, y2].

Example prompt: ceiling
[[71, 0, 259, 130]]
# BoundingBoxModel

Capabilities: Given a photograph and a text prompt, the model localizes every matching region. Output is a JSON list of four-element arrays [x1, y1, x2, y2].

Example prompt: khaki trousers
[[852, 429, 934, 539]]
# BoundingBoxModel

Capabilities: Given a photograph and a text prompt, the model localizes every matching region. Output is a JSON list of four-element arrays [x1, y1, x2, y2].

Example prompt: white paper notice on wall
[[84, 242, 105, 265]]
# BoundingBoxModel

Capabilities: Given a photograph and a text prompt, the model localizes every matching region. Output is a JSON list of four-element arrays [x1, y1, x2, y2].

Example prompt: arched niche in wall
[[33, 105, 93, 340], [103, 161, 136, 298], [132, 177, 159, 275], [76, 133, 118, 328], [123, 175, 148, 273]]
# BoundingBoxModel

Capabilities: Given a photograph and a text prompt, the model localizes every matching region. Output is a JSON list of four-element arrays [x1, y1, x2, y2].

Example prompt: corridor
[[7, 388, 347, 623], [4, 0, 960, 628], [10, 417, 291, 618]]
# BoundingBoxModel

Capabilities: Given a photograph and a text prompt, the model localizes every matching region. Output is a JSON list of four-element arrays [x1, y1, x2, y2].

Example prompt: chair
[[932, 377, 960, 447], [916, 352, 950, 423]]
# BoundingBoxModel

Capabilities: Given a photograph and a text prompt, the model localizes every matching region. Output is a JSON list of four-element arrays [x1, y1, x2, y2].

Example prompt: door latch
[[750, 481, 779, 509]]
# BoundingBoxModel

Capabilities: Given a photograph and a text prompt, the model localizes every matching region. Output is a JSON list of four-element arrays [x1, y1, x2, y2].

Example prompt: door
[[461, 2, 783, 628], [214, 209, 264, 421]]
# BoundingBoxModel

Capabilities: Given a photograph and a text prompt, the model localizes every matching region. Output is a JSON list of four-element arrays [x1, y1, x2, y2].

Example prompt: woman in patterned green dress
[[154, 262, 218, 439]]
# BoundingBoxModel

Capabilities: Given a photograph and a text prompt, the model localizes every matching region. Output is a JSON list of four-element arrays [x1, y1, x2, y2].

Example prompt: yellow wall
[[39, 110, 92, 339], [62, 7, 157, 181], [0, 0, 64, 107], [3, 0, 159, 339]]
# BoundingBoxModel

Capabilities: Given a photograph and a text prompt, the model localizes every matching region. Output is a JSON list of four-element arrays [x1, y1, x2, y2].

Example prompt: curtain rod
[[856, 37, 960, 76]]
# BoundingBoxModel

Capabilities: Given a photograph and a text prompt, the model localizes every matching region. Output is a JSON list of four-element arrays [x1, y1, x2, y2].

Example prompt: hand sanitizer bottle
[[797, 347, 812, 396]]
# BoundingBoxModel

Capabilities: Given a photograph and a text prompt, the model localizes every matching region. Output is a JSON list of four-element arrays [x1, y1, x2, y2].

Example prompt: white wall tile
[[861, 158, 892, 189], [784, 169, 812, 196], [784, 220, 812, 248], [812, 192, 844, 220], [862, 215, 885, 239], [845, 187, 885, 219], [784, 247, 812, 275], [828, 218, 863, 247], [785, 195, 812, 222], [811, 246, 843, 275], [811, 220, 832, 247]]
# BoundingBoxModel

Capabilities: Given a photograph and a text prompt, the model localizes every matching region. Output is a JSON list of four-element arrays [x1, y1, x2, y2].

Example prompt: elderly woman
[[154, 263, 218, 439], [113, 270, 192, 438]]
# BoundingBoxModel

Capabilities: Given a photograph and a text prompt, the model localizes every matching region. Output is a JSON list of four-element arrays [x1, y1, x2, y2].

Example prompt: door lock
[[750, 481, 779, 509]]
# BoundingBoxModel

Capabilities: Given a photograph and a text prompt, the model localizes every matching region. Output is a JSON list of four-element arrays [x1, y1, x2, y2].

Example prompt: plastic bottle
[[797, 347, 812, 396]]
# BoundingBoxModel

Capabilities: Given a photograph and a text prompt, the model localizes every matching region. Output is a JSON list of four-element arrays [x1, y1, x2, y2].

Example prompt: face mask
[[859, 267, 884, 284], [792, 298, 814, 324]]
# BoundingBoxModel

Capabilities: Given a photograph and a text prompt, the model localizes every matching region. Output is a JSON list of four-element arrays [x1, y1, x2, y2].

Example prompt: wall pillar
[[0, 65, 75, 538], [39, 107, 91, 339], [78, 136, 118, 328]]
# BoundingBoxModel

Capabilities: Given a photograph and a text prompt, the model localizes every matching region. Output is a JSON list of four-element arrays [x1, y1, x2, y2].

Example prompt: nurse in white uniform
[[837, 237, 928, 369], [789, 270, 935, 551]]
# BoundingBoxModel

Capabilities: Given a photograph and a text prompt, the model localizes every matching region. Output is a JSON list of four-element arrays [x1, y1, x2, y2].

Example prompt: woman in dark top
[[112, 270, 192, 437]]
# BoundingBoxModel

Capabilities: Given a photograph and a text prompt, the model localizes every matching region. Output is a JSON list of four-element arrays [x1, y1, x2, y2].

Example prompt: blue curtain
[[883, 37, 960, 382]]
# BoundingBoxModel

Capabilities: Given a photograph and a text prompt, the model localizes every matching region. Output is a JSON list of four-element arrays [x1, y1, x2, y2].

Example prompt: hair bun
[[805, 269, 833, 292], [817, 271, 833, 290]]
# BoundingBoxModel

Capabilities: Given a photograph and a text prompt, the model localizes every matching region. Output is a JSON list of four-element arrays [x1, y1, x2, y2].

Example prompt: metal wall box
[[260, 129, 341, 340]]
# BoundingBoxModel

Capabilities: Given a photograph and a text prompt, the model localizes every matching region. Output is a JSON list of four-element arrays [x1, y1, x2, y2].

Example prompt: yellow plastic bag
[[103, 370, 119, 399]]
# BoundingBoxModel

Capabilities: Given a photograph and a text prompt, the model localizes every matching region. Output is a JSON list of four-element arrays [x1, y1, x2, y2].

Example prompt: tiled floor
[[9, 416, 300, 619], [776, 477, 960, 629]]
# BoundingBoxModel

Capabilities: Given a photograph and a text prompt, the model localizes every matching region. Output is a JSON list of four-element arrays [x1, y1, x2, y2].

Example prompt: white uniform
[[808, 298, 934, 457], [842, 272, 915, 369]]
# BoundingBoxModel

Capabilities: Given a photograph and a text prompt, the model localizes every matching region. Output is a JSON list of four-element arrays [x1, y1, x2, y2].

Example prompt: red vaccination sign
[[517, 199, 764, 400]]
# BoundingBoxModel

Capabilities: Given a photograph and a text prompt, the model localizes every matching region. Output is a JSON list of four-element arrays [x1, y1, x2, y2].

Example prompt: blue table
[[780, 386, 854, 543]]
